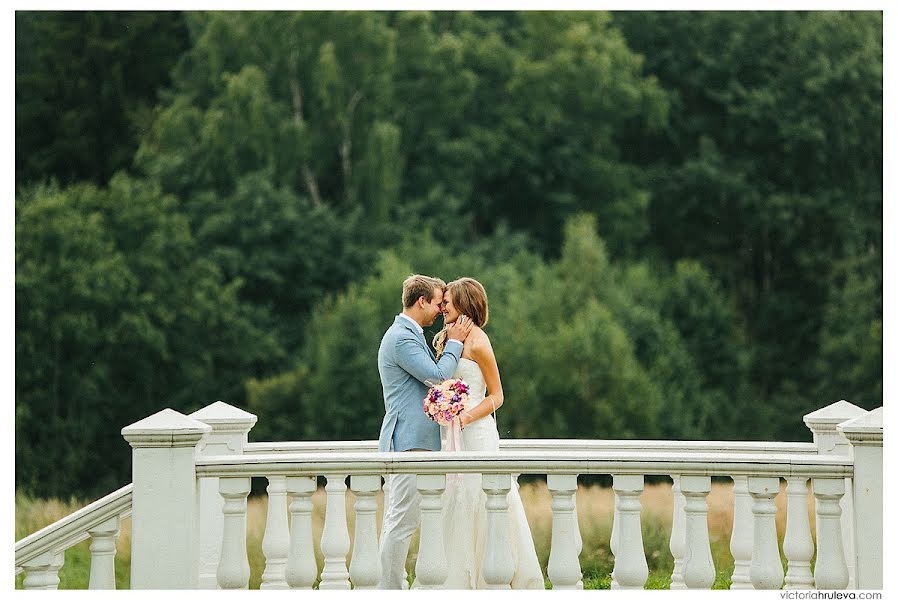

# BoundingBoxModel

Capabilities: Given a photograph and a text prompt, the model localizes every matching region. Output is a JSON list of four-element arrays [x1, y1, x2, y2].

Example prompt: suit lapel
[[395, 315, 436, 360], [423, 332, 436, 360]]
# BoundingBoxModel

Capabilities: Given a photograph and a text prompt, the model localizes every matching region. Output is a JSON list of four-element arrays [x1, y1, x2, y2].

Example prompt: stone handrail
[[15, 483, 132, 587], [197, 448, 851, 478], [243, 439, 819, 454]]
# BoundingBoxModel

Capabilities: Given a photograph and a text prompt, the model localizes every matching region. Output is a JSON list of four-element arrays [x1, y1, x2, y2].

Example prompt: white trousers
[[378, 472, 420, 589]]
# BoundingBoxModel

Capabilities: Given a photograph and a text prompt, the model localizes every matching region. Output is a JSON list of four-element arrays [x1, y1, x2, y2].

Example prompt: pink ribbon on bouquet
[[445, 418, 464, 492]]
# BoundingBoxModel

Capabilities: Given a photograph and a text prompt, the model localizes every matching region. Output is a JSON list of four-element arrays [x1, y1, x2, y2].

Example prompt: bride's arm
[[459, 334, 504, 428]]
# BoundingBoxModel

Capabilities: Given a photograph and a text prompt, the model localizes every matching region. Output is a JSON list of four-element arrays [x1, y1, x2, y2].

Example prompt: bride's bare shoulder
[[470, 325, 489, 343], [469, 326, 494, 354]]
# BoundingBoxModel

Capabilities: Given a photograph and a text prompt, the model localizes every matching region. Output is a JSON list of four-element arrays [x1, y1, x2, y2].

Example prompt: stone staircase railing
[[15, 484, 133, 589]]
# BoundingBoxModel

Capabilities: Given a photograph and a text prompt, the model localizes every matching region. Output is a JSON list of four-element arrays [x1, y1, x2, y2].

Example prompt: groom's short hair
[[402, 274, 446, 308]]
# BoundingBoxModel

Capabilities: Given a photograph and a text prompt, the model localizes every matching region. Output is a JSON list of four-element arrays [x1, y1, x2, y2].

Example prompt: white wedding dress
[[435, 357, 545, 589]]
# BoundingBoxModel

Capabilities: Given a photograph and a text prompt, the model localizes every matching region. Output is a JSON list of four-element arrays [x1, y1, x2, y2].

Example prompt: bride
[[426, 277, 544, 589]]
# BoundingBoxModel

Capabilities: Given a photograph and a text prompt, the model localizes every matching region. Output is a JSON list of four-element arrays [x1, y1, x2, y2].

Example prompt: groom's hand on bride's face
[[447, 315, 474, 342]]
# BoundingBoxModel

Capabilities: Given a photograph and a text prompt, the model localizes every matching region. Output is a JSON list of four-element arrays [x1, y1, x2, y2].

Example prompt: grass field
[[15, 479, 810, 589]]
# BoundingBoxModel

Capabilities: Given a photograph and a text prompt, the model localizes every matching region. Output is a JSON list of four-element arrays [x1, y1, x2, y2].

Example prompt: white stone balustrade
[[572, 491, 584, 589], [17, 398, 880, 591], [805, 401, 866, 589], [838, 407, 883, 589], [190, 401, 257, 589], [610, 495, 619, 588], [813, 478, 849, 590], [668, 475, 687, 590], [414, 474, 448, 589], [217, 477, 251, 589], [22, 551, 65, 590], [260, 476, 290, 588], [783, 477, 814, 589], [611, 474, 648, 589], [285, 476, 318, 589], [681, 475, 715, 589], [348, 475, 382, 589], [319, 474, 351, 589], [547, 474, 581, 590], [121, 408, 210, 589], [748, 476, 784, 589], [482, 473, 515, 589], [87, 515, 120, 589], [728, 475, 753, 589]]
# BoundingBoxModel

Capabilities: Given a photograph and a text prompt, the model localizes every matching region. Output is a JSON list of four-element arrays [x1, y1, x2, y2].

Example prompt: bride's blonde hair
[[433, 277, 489, 357]]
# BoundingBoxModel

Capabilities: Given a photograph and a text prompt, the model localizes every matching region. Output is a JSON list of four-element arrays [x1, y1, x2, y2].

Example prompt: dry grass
[[16, 479, 814, 589]]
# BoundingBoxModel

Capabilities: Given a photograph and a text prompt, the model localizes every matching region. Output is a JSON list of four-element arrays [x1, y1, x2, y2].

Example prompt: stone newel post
[[122, 408, 211, 589], [189, 401, 258, 589], [837, 407, 883, 589], [803, 400, 867, 588]]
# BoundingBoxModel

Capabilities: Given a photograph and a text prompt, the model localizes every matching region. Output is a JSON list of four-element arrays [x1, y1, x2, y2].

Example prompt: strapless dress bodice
[[453, 357, 488, 411]]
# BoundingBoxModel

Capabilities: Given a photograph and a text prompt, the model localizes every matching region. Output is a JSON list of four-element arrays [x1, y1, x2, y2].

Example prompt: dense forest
[[15, 11, 882, 498]]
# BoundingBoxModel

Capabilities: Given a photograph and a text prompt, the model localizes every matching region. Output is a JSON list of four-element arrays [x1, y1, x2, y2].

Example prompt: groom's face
[[423, 288, 445, 327]]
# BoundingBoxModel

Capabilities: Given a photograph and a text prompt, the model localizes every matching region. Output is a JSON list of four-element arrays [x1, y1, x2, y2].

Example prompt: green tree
[[134, 12, 402, 353], [248, 215, 741, 444], [16, 175, 281, 497], [613, 11, 882, 436], [15, 12, 189, 186], [138, 11, 398, 210]]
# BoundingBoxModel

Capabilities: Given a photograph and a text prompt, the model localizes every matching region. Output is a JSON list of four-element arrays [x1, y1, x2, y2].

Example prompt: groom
[[377, 274, 473, 589]]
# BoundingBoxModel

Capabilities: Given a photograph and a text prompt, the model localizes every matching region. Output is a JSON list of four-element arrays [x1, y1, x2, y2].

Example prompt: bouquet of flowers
[[423, 378, 469, 425]]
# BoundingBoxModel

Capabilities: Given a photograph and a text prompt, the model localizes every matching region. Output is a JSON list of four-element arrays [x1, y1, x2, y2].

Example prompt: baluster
[[349, 475, 382, 589], [22, 550, 65, 590], [783, 477, 814, 589], [319, 473, 351, 589], [482, 473, 514, 589], [840, 481, 856, 589], [610, 491, 620, 589], [748, 476, 784, 589], [217, 477, 251, 589], [261, 476, 289, 589], [572, 488, 583, 589], [729, 475, 753, 589], [669, 475, 687, 589], [87, 515, 121, 589], [681, 475, 715, 589], [547, 474, 582, 590], [813, 478, 849, 590], [414, 474, 448, 589], [286, 476, 318, 589], [611, 474, 648, 589]]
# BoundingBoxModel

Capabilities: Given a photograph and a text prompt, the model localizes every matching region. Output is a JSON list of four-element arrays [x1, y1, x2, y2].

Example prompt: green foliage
[[15, 11, 882, 497], [815, 249, 882, 412], [248, 215, 743, 443], [15, 12, 189, 186], [614, 11, 882, 437], [15, 175, 282, 497]]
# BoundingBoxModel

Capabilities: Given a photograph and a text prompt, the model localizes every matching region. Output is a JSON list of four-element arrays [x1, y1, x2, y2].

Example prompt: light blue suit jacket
[[377, 315, 463, 452]]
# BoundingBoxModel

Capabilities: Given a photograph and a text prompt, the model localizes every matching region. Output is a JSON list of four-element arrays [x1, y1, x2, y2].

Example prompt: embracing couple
[[377, 274, 543, 589]]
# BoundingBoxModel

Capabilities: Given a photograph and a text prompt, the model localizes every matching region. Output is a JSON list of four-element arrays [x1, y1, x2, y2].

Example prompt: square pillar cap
[[803, 400, 867, 433], [122, 408, 212, 447], [836, 406, 883, 445], [189, 401, 257, 433]]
